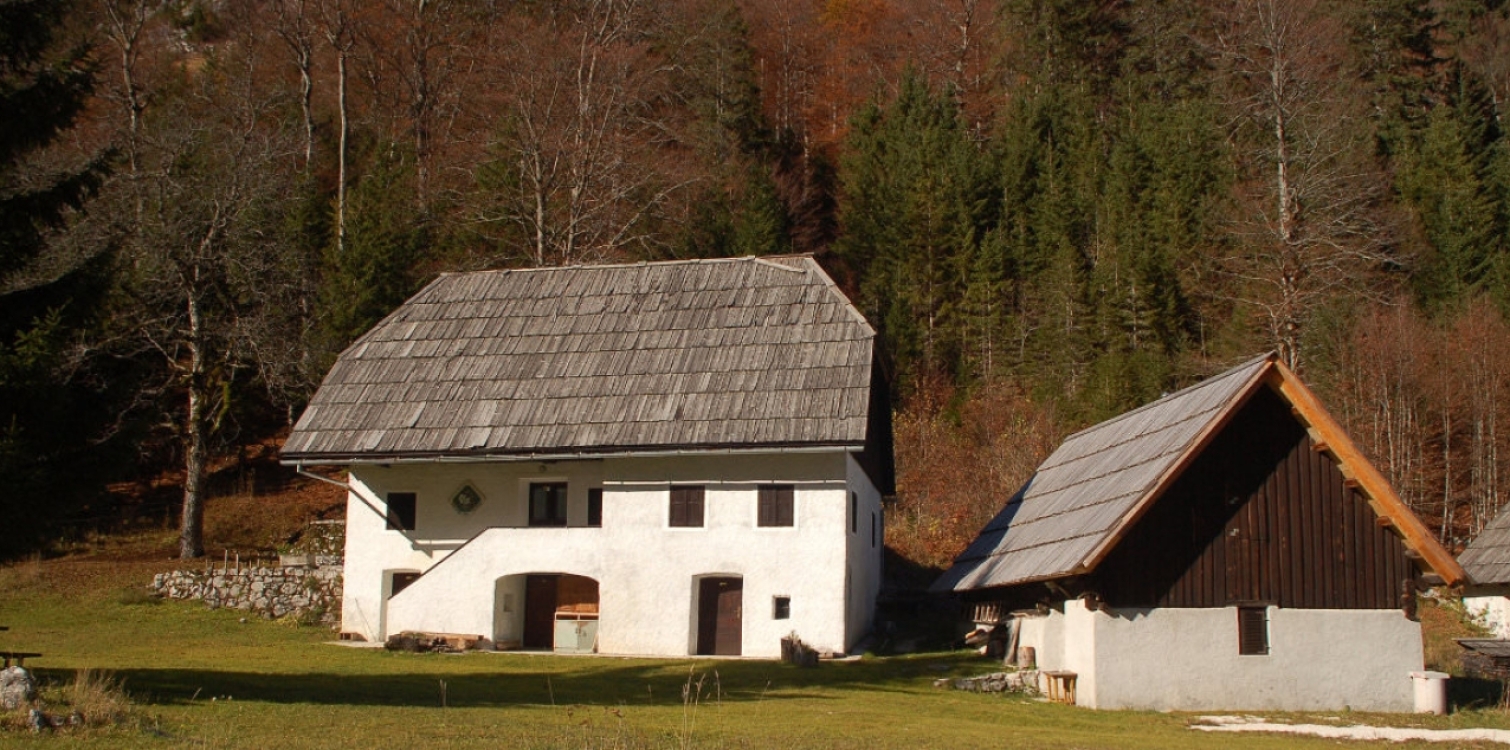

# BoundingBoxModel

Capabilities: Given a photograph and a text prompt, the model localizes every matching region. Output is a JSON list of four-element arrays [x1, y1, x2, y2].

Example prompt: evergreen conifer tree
[[0, 0, 114, 558]]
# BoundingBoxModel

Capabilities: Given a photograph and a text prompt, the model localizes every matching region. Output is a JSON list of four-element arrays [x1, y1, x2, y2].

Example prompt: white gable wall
[[1463, 587, 1510, 638], [341, 451, 878, 657], [1017, 599, 1421, 711]]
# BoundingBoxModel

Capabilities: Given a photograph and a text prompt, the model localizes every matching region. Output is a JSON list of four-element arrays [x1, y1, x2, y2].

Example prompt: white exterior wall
[[1015, 600, 1422, 711], [1464, 587, 1510, 638], [340, 451, 881, 657], [843, 454, 884, 649]]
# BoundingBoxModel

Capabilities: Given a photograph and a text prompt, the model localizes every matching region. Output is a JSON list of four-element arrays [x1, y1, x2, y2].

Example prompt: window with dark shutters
[[1238, 606, 1269, 655], [386, 492, 417, 531], [758, 485, 794, 527], [587, 488, 603, 527], [669, 486, 705, 527]]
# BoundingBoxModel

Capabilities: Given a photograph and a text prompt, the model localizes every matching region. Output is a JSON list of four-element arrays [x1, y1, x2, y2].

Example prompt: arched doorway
[[494, 573, 598, 652], [695, 576, 743, 656]]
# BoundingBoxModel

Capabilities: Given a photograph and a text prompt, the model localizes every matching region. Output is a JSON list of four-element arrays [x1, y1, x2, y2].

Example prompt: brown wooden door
[[523, 574, 558, 649], [696, 577, 742, 656]]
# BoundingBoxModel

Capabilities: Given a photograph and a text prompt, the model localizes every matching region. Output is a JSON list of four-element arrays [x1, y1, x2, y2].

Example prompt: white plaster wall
[[342, 451, 881, 657], [843, 454, 884, 649], [1015, 600, 1423, 711], [1464, 588, 1510, 638]]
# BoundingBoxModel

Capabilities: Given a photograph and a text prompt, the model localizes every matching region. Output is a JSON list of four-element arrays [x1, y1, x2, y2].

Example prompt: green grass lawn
[[4, 554, 1510, 749]]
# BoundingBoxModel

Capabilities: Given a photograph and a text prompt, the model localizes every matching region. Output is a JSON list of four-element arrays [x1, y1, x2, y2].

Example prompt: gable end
[[1091, 386, 1419, 609]]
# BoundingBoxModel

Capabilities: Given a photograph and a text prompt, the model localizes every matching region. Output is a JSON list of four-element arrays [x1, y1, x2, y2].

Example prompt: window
[[386, 492, 417, 531], [871, 511, 877, 548], [529, 482, 568, 526], [850, 492, 857, 534], [587, 488, 603, 527], [773, 596, 791, 620], [669, 486, 705, 527], [1238, 606, 1269, 655], [758, 485, 794, 527]]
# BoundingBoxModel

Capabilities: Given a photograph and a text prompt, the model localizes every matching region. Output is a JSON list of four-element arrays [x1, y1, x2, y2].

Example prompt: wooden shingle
[[284, 256, 875, 462]]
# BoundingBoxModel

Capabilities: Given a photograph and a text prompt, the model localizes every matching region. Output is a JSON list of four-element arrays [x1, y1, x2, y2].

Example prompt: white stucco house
[[933, 353, 1464, 711], [1459, 507, 1510, 637], [281, 256, 893, 658]]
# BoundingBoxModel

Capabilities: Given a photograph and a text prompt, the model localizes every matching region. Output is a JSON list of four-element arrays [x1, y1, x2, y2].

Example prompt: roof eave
[[281, 441, 867, 467]]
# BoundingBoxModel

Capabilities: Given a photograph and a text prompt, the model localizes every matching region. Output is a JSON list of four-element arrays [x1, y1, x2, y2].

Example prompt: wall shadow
[[32, 654, 967, 709]]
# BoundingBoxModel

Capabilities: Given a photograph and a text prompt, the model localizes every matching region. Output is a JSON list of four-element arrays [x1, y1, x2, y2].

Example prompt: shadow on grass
[[1450, 675, 1506, 712], [33, 653, 976, 709]]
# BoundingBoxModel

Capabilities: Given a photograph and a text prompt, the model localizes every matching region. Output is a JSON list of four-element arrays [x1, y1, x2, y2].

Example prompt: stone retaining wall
[[151, 564, 343, 624]]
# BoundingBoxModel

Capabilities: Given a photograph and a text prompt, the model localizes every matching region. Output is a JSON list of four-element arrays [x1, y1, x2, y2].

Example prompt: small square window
[[758, 485, 794, 527], [773, 596, 791, 620], [1238, 606, 1269, 655], [386, 492, 417, 531], [669, 486, 705, 527], [529, 483, 568, 527], [587, 488, 603, 527]]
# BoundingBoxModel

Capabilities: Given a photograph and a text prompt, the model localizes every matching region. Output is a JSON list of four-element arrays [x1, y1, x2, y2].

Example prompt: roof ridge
[[1059, 352, 1276, 442], [434, 254, 814, 278]]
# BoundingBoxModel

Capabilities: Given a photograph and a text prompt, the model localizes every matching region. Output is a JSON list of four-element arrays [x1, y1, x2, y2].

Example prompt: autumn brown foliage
[[889, 376, 1062, 571]]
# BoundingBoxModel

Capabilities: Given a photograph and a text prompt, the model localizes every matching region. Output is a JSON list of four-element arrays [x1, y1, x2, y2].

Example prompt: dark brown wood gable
[[1091, 385, 1418, 609]]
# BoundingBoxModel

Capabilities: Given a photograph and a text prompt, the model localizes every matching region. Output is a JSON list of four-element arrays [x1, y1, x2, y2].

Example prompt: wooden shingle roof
[[934, 353, 1464, 593], [282, 256, 876, 462], [1461, 509, 1510, 585]]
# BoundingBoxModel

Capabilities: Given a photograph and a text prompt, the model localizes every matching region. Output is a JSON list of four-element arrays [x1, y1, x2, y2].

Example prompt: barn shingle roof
[[282, 256, 876, 462], [934, 353, 1464, 593], [1461, 509, 1510, 585]]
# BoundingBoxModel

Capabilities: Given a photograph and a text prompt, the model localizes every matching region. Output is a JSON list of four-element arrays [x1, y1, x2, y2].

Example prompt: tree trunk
[[180, 290, 208, 559]]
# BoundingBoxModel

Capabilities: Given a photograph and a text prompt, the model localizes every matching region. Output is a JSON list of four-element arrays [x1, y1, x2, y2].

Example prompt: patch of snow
[[1192, 716, 1510, 745]]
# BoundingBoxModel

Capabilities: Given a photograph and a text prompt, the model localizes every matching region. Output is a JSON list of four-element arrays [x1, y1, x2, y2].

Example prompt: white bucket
[[1410, 670, 1449, 715]]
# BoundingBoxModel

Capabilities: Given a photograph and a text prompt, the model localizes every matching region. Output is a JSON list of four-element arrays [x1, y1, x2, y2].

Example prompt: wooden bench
[[1, 651, 42, 668], [1042, 670, 1077, 705]]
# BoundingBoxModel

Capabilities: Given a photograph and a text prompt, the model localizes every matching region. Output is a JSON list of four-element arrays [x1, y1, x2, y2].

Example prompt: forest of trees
[[2, 0, 1508, 573]]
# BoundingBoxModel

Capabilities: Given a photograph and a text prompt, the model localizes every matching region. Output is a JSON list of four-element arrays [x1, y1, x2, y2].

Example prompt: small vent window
[[1238, 606, 1269, 655], [773, 596, 791, 620]]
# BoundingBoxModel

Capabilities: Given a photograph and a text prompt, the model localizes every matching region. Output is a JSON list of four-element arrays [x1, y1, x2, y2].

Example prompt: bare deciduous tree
[[1212, 0, 1391, 372]]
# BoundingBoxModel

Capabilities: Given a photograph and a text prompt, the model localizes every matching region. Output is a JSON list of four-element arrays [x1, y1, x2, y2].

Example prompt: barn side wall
[[1017, 599, 1421, 711]]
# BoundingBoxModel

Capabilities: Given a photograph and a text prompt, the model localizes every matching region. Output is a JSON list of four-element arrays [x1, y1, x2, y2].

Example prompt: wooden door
[[523, 574, 558, 649], [696, 577, 742, 656]]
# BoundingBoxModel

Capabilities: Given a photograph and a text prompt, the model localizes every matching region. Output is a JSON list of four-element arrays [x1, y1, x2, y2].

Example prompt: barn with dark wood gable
[[283, 255, 892, 658], [934, 353, 1463, 711]]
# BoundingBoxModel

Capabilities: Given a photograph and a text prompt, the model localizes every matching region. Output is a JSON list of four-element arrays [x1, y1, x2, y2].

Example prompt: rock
[[1, 666, 37, 710], [27, 708, 51, 732], [948, 670, 1039, 694]]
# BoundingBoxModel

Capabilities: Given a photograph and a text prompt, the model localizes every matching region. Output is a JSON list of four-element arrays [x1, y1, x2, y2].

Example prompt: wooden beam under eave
[[1265, 363, 1466, 586]]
